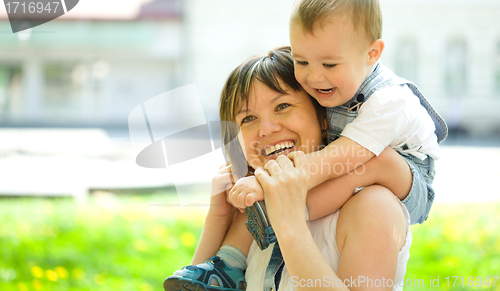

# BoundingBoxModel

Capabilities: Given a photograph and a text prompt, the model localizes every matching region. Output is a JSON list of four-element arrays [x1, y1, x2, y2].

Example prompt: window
[[394, 38, 418, 83], [495, 40, 500, 95], [445, 39, 467, 96], [43, 63, 84, 121], [0, 64, 23, 122]]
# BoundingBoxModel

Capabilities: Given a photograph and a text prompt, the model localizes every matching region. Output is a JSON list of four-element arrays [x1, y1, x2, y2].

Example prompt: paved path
[[0, 129, 499, 204]]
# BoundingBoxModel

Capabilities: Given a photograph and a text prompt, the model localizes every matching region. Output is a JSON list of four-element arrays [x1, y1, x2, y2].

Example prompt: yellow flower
[[140, 282, 153, 291], [181, 231, 196, 247], [72, 268, 86, 280], [46, 269, 59, 282], [93, 274, 105, 285], [55, 266, 69, 279], [31, 266, 44, 279], [32, 279, 43, 290], [17, 282, 28, 291], [133, 239, 149, 252]]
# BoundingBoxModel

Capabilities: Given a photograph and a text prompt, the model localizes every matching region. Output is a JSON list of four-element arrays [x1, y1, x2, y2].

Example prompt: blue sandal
[[163, 256, 246, 291], [244, 201, 277, 250]]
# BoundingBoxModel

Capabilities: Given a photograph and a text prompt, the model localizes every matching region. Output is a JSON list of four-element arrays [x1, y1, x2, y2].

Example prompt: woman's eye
[[276, 103, 291, 111], [324, 63, 337, 68], [241, 116, 255, 124]]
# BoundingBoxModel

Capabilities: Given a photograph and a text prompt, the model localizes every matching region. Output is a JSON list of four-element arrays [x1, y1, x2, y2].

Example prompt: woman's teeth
[[318, 88, 333, 94], [265, 141, 295, 156]]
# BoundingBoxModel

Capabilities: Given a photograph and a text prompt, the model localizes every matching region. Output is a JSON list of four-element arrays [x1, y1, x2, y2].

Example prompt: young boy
[[165, 1, 447, 290], [283, 0, 447, 222], [231, 0, 446, 231]]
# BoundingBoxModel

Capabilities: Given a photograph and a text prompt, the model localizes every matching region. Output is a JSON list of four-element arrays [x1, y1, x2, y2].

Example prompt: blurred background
[[1, 0, 499, 290]]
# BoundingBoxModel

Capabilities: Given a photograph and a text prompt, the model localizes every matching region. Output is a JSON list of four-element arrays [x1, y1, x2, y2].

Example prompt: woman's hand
[[208, 163, 239, 219], [254, 152, 310, 229]]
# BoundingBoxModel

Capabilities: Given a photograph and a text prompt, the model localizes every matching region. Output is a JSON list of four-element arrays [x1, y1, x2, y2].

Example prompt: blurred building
[[1, 0, 500, 136]]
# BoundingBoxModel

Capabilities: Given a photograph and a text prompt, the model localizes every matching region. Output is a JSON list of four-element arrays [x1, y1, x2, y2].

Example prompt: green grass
[[0, 194, 206, 291], [0, 195, 499, 291], [405, 203, 500, 291]]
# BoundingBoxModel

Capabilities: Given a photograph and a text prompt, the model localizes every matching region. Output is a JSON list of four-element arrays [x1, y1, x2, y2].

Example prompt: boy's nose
[[258, 118, 281, 137], [307, 66, 325, 83]]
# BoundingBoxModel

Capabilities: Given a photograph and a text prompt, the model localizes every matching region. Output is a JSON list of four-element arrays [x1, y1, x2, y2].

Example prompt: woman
[[167, 47, 411, 291]]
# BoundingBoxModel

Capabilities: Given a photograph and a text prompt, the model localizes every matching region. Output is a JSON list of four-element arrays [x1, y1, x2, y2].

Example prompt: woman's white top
[[245, 202, 412, 291]]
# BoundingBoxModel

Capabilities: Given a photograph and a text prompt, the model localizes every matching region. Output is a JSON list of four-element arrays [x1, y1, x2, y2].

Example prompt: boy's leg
[[164, 212, 251, 291], [213, 212, 253, 271], [307, 147, 413, 220], [221, 211, 254, 256]]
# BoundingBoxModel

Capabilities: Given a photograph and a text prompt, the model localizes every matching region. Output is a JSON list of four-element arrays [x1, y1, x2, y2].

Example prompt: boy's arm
[[305, 176, 355, 221], [301, 136, 374, 190]]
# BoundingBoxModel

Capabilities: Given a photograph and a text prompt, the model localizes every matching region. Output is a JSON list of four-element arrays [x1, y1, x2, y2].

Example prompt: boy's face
[[290, 17, 374, 108]]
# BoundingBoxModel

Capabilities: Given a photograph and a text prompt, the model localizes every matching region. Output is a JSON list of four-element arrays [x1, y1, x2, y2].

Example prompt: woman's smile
[[263, 140, 295, 157], [235, 79, 325, 170]]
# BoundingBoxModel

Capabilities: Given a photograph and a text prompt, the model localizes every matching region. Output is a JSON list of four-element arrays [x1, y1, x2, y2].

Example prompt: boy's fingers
[[237, 192, 247, 209], [228, 188, 238, 205], [245, 193, 256, 207]]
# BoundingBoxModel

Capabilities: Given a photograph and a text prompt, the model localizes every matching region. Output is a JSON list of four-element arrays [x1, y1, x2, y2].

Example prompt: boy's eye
[[323, 63, 337, 68], [295, 60, 308, 66], [241, 115, 256, 124], [276, 103, 291, 111]]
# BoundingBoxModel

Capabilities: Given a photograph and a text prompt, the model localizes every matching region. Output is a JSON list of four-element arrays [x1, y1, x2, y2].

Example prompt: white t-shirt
[[245, 203, 412, 291], [341, 84, 439, 160]]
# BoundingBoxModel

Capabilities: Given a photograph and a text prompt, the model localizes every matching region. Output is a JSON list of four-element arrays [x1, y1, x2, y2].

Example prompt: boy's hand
[[228, 176, 264, 209]]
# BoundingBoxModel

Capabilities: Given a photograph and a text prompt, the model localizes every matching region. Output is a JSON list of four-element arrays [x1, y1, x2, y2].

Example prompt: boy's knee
[[373, 147, 402, 168]]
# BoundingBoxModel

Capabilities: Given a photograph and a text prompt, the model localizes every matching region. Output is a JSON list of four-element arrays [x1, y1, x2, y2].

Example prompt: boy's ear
[[367, 39, 385, 65]]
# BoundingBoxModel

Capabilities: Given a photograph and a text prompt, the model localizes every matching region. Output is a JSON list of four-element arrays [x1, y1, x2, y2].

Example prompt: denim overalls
[[326, 62, 448, 225]]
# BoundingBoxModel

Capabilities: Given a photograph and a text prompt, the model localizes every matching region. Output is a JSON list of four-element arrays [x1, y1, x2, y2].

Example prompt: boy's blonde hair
[[293, 0, 382, 45]]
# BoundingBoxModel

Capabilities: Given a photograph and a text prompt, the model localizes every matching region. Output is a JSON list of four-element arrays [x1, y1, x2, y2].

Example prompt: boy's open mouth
[[317, 88, 334, 94]]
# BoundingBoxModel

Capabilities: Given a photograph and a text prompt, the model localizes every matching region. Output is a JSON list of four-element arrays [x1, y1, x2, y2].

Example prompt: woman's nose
[[258, 118, 281, 137]]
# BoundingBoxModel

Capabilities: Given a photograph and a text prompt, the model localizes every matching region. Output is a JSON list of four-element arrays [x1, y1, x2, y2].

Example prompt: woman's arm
[[191, 164, 238, 265], [256, 154, 407, 291], [191, 205, 234, 264], [335, 186, 407, 291], [255, 154, 347, 290]]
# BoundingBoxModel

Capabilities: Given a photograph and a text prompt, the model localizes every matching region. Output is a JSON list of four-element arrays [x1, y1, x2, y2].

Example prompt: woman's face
[[234, 80, 326, 170]]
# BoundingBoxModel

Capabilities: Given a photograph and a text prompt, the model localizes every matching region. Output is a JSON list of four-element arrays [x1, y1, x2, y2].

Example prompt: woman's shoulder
[[336, 185, 407, 253]]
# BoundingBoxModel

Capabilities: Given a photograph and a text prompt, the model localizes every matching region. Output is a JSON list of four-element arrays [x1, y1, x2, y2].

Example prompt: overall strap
[[263, 243, 284, 291], [358, 64, 448, 143]]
